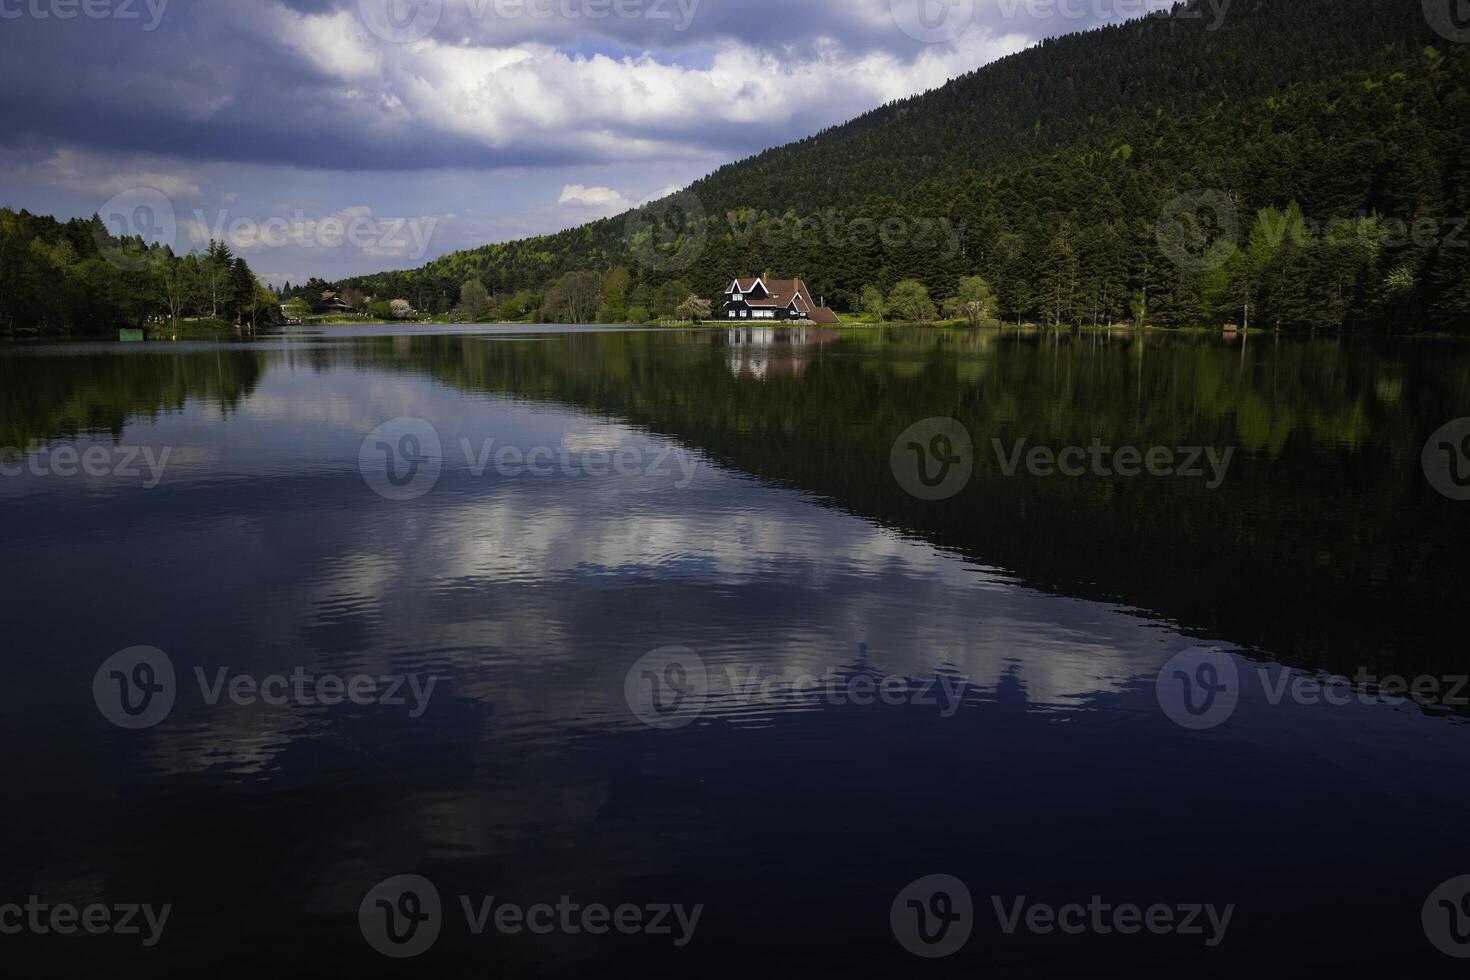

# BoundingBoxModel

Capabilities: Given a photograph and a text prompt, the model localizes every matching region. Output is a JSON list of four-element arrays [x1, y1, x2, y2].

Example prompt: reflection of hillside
[[6, 329, 1467, 683], [0, 348, 265, 449], [371, 328, 1470, 681]]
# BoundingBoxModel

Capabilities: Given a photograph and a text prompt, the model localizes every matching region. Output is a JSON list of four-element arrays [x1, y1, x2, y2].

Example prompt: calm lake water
[[3, 324, 1469, 975]]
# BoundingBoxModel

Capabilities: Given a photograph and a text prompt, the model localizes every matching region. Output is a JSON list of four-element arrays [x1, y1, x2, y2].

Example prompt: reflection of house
[[725, 326, 838, 380], [313, 291, 358, 315], [723, 276, 839, 323]]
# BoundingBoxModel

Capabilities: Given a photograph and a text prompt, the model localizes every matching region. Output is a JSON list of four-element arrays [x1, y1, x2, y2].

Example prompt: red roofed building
[[723, 276, 840, 323]]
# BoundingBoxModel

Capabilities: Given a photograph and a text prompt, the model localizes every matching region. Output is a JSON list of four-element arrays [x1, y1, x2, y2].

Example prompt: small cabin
[[723, 276, 839, 323], [313, 291, 358, 315]]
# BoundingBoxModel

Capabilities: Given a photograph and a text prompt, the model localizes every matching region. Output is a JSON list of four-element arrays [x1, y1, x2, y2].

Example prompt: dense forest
[[0, 209, 277, 336], [340, 0, 1470, 332]]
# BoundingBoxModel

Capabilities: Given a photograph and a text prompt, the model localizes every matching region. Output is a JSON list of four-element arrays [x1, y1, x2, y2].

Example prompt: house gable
[[722, 275, 839, 323]]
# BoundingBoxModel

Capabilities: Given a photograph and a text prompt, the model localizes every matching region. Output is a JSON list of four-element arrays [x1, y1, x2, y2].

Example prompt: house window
[[728, 311, 737, 318], [733, 292, 742, 301], [741, 310, 749, 318]]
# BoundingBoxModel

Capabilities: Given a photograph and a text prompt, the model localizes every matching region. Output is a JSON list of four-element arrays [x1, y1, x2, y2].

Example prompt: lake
[[2, 324, 1469, 975]]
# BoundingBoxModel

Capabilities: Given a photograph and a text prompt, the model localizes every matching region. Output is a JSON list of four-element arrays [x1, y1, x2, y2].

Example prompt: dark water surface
[[3, 325, 1469, 975]]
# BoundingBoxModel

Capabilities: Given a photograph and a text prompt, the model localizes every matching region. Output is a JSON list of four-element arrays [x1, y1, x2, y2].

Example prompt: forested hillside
[[344, 0, 1470, 331], [0, 210, 277, 336]]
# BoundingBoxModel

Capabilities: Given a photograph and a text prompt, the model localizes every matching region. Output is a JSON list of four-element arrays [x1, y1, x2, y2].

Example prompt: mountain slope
[[683, 0, 1436, 214], [344, 0, 1470, 331]]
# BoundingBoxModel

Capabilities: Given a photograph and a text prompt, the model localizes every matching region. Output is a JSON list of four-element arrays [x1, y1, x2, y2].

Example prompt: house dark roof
[[313, 290, 357, 313], [726, 276, 839, 322]]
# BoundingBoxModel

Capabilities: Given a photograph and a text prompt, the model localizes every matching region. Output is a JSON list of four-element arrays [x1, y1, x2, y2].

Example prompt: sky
[[0, 0, 1153, 285]]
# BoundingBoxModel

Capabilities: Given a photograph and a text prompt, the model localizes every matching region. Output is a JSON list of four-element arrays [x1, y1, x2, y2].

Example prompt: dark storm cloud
[[0, 0, 1099, 174]]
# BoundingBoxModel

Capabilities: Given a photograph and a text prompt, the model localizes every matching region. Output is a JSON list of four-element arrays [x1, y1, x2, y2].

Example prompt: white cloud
[[218, 0, 1031, 169], [0, 0, 1088, 278], [557, 184, 633, 212], [21, 147, 204, 202]]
